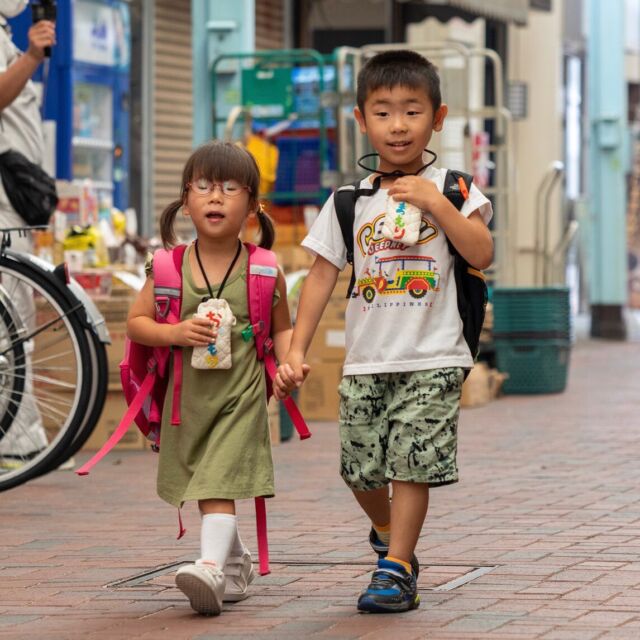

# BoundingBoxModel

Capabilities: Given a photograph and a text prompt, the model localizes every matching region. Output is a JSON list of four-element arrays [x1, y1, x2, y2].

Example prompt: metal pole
[[587, 0, 628, 339]]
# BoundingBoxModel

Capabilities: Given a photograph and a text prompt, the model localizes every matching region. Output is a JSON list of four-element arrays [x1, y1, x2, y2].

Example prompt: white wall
[[625, 0, 640, 83], [508, 3, 564, 286]]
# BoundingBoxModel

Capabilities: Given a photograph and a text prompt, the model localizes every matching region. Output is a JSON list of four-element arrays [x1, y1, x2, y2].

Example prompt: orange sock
[[385, 556, 412, 574], [372, 522, 390, 545]]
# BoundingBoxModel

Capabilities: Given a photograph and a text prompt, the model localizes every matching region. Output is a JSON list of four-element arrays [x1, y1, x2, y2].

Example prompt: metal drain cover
[[108, 561, 496, 593]]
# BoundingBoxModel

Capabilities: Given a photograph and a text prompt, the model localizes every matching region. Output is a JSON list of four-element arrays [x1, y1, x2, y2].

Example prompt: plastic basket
[[273, 136, 335, 204], [495, 338, 570, 394], [493, 287, 571, 337], [278, 389, 298, 442]]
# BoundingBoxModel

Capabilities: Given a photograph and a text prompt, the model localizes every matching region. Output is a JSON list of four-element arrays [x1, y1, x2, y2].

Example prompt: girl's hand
[[170, 317, 217, 347], [274, 352, 310, 399], [387, 175, 442, 213], [26, 21, 56, 62]]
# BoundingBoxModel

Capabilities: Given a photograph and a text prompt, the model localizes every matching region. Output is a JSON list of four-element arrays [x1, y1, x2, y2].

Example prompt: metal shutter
[[256, 0, 285, 50], [153, 0, 193, 238]]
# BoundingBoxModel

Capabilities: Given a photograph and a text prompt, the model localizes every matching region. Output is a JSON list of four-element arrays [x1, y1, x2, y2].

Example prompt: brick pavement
[[1, 338, 639, 639]]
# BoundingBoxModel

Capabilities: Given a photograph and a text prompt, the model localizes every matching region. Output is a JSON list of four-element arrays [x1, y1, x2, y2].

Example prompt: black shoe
[[368, 528, 420, 578], [357, 558, 420, 613]]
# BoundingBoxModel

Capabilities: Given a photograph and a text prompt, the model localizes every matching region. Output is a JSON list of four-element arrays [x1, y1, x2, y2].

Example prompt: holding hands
[[274, 351, 311, 400]]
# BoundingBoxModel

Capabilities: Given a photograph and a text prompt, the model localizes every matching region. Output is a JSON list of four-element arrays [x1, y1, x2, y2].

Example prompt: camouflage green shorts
[[338, 368, 464, 491]]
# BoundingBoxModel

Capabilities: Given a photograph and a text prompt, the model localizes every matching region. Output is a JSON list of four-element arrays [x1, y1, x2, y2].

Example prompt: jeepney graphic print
[[354, 212, 441, 303], [355, 255, 440, 302]]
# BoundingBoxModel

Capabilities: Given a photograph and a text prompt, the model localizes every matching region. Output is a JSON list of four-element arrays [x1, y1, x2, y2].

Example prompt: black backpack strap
[[443, 169, 473, 244], [442, 169, 487, 369], [334, 180, 377, 298]]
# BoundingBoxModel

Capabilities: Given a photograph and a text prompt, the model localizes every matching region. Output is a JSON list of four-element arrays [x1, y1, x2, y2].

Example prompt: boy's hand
[[170, 317, 217, 347], [274, 352, 310, 399], [26, 21, 56, 62], [387, 175, 443, 213]]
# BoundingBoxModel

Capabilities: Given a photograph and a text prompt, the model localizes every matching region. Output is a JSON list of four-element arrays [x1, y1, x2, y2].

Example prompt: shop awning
[[400, 0, 530, 26]]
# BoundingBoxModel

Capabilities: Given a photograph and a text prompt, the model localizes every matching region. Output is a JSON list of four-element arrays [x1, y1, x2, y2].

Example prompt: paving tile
[[2, 340, 640, 638]]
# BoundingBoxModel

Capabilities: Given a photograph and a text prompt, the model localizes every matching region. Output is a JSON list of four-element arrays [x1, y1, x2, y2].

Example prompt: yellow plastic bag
[[245, 133, 279, 196]]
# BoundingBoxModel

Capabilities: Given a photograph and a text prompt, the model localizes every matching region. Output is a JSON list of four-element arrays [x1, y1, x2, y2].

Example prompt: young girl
[[127, 141, 293, 616]]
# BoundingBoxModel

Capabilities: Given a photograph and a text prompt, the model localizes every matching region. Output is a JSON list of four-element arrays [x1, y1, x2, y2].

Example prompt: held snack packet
[[191, 298, 237, 369], [381, 196, 422, 246]]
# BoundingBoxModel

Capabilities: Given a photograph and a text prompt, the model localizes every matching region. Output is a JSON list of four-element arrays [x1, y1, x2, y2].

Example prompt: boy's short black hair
[[356, 50, 442, 115]]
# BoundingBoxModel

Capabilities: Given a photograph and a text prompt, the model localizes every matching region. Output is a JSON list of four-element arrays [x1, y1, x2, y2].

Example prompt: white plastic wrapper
[[191, 298, 237, 370], [381, 196, 422, 246]]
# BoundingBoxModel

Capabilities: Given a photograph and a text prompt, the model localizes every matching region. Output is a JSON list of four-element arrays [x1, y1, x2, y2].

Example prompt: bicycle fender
[[1, 250, 110, 344]]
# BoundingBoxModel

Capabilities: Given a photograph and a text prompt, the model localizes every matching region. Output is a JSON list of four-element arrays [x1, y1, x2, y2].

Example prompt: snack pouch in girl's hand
[[381, 195, 422, 246], [191, 298, 237, 370]]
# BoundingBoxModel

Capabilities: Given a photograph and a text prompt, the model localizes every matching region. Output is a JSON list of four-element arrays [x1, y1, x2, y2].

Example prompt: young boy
[[275, 50, 493, 613]]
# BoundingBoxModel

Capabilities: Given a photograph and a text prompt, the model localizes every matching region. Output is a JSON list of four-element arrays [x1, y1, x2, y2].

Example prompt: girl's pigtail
[[159, 199, 183, 249], [256, 202, 275, 250]]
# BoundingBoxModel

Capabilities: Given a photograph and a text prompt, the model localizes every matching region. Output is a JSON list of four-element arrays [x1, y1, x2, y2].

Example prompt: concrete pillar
[[587, 0, 628, 338]]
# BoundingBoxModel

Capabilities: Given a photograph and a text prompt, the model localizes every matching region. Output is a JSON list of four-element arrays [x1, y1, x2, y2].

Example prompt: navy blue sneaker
[[369, 528, 420, 578], [357, 558, 420, 613]]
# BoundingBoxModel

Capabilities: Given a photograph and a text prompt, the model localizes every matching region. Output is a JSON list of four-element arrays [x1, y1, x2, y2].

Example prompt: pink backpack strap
[[76, 366, 158, 476], [153, 245, 187, 425], [245, 243, 278, 359], [245, 243, 311, 439], [243, 244, 312, 575], [254, 498, 269, 575], [263, 352, 311, 440]]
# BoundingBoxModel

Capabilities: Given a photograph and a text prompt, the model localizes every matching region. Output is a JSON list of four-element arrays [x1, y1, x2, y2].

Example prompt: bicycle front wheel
[[0, 257, 93, 491]]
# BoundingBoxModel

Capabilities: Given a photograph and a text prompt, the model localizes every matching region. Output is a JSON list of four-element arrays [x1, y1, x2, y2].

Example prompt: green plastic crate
[[493, 287, 570, 337], [495, 338, 570, 394], [279, 389, 298, 442]]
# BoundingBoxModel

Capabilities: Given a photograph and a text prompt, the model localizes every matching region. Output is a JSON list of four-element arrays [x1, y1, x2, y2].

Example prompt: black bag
[[0, 149, 58, 226], [334, 169, 488, 372]]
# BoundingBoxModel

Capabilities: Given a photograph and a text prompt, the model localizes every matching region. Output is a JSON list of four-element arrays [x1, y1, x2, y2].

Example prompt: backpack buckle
[[241, 321, 265, 342], [263, 337, 274, 354], [155, 296, 170, 319]]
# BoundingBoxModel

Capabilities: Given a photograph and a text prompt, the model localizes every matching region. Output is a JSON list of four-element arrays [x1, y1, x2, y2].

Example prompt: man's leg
[[0, 210, 47, 460]]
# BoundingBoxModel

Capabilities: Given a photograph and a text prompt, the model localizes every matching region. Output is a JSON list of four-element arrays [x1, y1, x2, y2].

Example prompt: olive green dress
[[148, 247, 275, 507]]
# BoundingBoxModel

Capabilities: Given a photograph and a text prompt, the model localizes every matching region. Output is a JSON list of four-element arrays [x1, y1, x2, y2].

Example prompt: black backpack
[[334, 169, 487, 370]]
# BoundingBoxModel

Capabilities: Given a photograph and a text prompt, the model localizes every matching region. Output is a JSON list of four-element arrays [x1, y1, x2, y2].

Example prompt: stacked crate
[[493, 287, 571, 394]]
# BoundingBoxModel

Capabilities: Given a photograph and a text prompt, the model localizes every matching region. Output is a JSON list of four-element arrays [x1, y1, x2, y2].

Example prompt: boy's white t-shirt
[[302, 165, 493, 376]]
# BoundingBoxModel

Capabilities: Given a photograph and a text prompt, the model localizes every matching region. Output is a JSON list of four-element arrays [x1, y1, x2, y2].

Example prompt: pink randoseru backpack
[[77, 243, 311, 575]]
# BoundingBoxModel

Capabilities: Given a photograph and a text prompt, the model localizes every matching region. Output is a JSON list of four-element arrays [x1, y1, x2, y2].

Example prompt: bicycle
[[0, 226, 110, 491]]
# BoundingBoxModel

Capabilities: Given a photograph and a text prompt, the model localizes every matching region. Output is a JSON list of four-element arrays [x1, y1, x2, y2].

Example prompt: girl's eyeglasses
[[187, 179, 250, 197]]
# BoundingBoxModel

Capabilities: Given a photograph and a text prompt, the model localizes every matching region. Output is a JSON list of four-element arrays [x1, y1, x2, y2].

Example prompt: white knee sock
[[200, 513, 237, 567], [229, 525, 247, 557]]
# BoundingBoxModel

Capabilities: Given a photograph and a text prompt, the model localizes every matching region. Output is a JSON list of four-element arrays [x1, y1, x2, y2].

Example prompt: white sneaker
[[223, 549, 256, 602], [175, 560, 225, 615]]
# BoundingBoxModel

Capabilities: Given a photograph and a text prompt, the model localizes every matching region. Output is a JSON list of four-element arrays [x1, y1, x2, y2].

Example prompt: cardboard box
[[104, 321, 127, 385], [460, 363, 509, 409], [298, 360, 343, 421], [275, 245, 314, 274], [82, 385, 147, 451], [307, 320, 346, 364], [460, 363, 491, 408]]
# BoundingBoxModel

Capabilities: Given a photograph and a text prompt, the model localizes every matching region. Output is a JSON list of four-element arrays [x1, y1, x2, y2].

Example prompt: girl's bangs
[[190, 143, 258, 191]]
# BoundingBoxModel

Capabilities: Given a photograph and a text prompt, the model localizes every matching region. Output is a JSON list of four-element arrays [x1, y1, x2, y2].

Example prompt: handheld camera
[[31, 0, 57, 58]]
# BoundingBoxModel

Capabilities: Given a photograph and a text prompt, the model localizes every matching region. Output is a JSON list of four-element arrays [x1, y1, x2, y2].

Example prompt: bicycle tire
[[0, 287, 26, 440], [46, 327, 109, 466], [0, 257, 93, 491]]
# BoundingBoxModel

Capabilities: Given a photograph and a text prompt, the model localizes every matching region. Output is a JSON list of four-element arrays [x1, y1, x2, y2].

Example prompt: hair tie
[[257, 202, 266, 216]]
